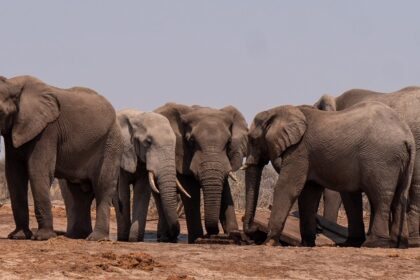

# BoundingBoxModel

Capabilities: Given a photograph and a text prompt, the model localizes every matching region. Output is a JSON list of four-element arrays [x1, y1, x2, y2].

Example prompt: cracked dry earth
[[0, 202, 419, 279]]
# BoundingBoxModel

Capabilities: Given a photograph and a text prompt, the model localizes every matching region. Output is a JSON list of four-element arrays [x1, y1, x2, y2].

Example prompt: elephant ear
[[265, 106, 307, 161], [155, 103, 193, 174], [12, 83, 60, 148], [117, 112, 138, 173], [314, 94, 336, 111], [220, 106, 248, 171]]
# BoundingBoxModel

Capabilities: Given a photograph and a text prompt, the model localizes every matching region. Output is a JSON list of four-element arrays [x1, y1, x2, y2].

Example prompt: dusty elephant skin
[[116, 109, 181, 243], [315, 86, 420, 247], [0, 75, 122, 241], [244, 102, 414, 248], [155, 103, 248, 243]]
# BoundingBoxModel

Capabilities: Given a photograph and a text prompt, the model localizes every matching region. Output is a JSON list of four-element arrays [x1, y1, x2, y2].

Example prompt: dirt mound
[[96, 252, 160, 272]]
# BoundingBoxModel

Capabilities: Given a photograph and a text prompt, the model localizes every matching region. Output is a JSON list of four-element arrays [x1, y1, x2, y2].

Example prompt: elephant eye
[[144, 137, 152, 147]]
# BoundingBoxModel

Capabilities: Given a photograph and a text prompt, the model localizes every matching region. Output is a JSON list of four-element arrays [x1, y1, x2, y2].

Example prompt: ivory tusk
[[228, 171, 238, 182], [240, 164, 249, 170], [176, 179, 191, 199], [148, 172, 160, 194]]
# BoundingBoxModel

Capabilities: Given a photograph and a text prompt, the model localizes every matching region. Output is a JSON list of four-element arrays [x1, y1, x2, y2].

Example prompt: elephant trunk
[[156, 166, 180, 240], [199, 161, 226, 235], [243, 165, 263, 234]]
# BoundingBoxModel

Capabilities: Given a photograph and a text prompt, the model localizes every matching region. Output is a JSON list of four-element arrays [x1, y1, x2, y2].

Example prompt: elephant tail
[[393, 139, 416, 248]]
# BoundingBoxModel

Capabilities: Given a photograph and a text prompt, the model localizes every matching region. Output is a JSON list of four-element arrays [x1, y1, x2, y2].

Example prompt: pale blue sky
[[1, 1, 420, 122]]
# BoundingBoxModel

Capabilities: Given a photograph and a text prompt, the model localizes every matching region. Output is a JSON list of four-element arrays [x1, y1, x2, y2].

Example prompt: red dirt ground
[[0, 202, 418, 279]]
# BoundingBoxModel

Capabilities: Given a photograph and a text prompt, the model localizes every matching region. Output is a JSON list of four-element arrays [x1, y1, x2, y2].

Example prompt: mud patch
[[96, 252, 160, 271]]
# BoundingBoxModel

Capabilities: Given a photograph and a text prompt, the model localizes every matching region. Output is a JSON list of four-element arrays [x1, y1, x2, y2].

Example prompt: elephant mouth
[[148, 171, 191, 198]]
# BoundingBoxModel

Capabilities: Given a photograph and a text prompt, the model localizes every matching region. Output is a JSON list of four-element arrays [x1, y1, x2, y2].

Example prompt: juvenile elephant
[[0, 75, 122, 241], [116, 109, 189, 242], [315, 86, 420, 246], [155, 103, 248, 243], [243, 102, 414, 248]]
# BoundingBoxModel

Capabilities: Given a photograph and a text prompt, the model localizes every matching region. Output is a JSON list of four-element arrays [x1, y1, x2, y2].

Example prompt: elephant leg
[[265, 159, 308, 246], [367, 196, 374, 236], [322, 189, 342, 223], [219, 180, 238, 234], [87, 131, 121, 241], [179, 175, 203, 243], [340, 191, 365, 247], [5, 155, 31, 239], [117, 170, 132, 241], [27, 133, 58, 241], [130, 176, 151, 242], [298, 182, 323, 247], [407, 155, 420, 245], [60, 180, 94, 239]]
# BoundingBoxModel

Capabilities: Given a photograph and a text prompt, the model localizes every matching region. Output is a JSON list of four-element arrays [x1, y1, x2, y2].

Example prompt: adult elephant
[[155, 103, 248, 243], [243, 102, 414, 248], [0, 75, 122, 241], [315, 86, 420, 246], [116, 109, 190, 242]]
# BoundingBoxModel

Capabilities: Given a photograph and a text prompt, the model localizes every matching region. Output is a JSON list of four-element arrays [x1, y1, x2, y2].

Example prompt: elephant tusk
[[176, 179, 191, 199], [240, 164, 249, 170], [228, 171, 238, 182], [148, 172, 160, 194]]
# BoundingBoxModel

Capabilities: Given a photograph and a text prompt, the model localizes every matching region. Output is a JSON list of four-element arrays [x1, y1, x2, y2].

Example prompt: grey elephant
[[155, 103, 248, 243], [315, 86, 420, 247], [0, 75, 122, 241], [116, 109, 190, 242], [243, 102, 414, 248]]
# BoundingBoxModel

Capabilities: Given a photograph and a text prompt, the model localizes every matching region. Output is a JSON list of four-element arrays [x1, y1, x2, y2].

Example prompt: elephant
[[243, 102, 414, 248], [315, 86, 420, 246], [155, 103, 248, 243], [116, 109, 190, 242], [0, 75, 122, 241]]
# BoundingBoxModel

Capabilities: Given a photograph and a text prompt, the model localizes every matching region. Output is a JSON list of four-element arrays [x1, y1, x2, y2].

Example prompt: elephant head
[[0, 76, 60, 146], [314, 94, 337, 111], [243, 105, 307, 234], [118, 109, 183, 240], [156, 103, 248, 235]]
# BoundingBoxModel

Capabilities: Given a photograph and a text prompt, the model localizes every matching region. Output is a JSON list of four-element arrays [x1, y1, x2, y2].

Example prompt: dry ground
[[0, 202, 418, 280]]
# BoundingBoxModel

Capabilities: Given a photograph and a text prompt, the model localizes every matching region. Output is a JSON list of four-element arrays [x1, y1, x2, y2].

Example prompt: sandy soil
[[0, 202, 418, 280]]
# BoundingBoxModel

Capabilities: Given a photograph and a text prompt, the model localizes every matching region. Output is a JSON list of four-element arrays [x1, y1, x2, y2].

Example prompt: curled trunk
[[243, 165, 263, 233]]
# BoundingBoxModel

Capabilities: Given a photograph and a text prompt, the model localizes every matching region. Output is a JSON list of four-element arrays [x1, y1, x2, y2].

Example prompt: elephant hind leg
[[407, 154, 420, 247], [298, 182, 323, 247], [88, 126, 122, 241], [60, 180, 94, 239]]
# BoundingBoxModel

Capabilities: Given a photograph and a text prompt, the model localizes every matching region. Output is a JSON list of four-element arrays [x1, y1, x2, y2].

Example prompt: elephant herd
[[0, 75, 419, 249]]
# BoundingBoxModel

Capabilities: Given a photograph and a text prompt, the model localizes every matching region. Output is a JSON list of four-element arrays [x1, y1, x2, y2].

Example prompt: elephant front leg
[[27, 141, 58, 241], [129, 177, 151, 242], [407, 156, 420, 247], [5, 156, 32, 239], [116, 171, 132, 241], [265, 160, 308, 246], [298, 182, 323, 247], [322, 189, 342, 223], [179, 175, 203, 243], [219, 180, 238, 234]]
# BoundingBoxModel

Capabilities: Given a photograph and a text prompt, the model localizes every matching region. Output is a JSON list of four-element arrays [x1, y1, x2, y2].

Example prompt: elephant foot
[[300, 234, 316, 247], [337, 238, 365, 248], [362, 235, 392, 248], [66, 229, 92, 239], [32, 228, 57, 241], [157, 235, 178, 243], [8, 228, 33, 240], [408, 237, 420, 248], [264, 238, 279, 246], [86, 230, 110, 241]]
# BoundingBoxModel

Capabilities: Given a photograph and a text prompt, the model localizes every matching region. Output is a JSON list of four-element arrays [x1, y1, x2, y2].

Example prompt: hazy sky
[[1, 1, 420, 122]]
